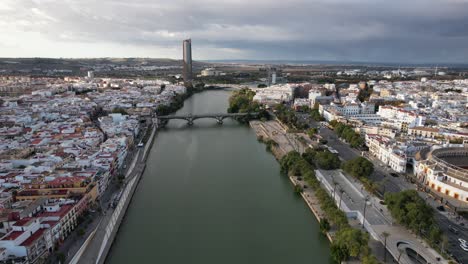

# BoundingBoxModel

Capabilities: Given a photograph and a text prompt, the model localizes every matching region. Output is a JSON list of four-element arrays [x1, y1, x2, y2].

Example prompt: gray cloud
[[0, 0, 468, 62]]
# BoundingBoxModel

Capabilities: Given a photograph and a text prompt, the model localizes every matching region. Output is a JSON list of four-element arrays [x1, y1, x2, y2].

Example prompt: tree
[[342, 157, 374, 179], [77, 228, 85, 237], [111, 108, 128, 115], [227, 88, 268, 121], [279, 151, 302, 174], [310, 109, 324, 121], [315, 150, 341, 170], [194, 82, 205, 90], [384, 190, 441, 245], [362, 255, 380, 264], [357, 86, 373, 102], [332, 227, 370, 260], [319, 218, 331, 233], [55, 252, 66, 263], [331, 243, 349, 263], [307, 128, 318, 138]]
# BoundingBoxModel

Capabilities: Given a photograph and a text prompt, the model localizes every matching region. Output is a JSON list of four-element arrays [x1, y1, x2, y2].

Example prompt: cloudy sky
[[1, 0, 468, 63]]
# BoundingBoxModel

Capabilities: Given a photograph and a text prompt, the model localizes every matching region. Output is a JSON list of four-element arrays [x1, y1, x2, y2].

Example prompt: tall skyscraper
[[182, 39, 192, 82]]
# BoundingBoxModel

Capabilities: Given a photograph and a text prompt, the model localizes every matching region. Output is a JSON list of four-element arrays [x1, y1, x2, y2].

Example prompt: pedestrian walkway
[[316, 169, 448, 264]]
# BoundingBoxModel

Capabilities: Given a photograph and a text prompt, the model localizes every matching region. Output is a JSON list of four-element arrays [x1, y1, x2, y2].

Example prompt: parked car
[[449, 225, 459, 234]]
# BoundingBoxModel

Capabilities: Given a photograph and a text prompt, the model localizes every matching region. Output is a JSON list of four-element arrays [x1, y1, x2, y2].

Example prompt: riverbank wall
[[289, 176, 335, 243], [93, 124, 156, 264]]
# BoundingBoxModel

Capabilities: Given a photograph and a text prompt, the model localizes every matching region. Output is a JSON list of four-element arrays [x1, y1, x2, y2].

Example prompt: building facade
[[182, 39, 192, 82], [415, 146, 468, 204]]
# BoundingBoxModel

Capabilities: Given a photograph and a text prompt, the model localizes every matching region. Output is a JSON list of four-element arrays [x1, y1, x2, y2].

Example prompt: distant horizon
[[1, 57, 467, 68]]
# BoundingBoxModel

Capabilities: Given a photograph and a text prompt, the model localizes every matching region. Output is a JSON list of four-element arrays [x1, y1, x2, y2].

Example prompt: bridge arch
[[157, 112, 259, 127]]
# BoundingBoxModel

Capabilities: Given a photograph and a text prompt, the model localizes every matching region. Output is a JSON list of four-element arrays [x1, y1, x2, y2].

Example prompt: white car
[[460, 243, 468, 252]]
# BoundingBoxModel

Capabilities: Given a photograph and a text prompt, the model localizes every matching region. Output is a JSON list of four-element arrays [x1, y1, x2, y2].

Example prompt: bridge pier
[[216, 117, 223, 124], [187, 118, 194, 126]]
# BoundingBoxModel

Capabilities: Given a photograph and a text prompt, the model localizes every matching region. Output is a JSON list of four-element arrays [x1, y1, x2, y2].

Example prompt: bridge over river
[[157, 112, 259, 126]]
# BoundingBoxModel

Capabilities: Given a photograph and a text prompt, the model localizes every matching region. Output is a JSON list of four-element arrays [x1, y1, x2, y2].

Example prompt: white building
[[253, 84, 296, 105], [377, 106, 426, 132], [366, 134, 407, 173], [200, 68, 224, 77]]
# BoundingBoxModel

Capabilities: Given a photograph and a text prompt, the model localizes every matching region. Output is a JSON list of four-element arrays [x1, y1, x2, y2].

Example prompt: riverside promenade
[[71, 123, 157, 264], [249, 119, 448, 264]]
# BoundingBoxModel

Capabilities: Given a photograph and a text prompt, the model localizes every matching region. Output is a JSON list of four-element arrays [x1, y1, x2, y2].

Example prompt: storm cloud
[[1, 0, 468, 63]]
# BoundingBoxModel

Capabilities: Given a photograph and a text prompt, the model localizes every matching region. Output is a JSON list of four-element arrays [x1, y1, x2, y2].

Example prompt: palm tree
[[382, 231, 390, 262]]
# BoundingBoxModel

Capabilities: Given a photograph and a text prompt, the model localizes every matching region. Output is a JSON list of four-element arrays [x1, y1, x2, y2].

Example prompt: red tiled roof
[[2, 231, 24, 241], [20, 228, 46, 247], [38, 204, 73, 218], [31, 139, 42, 145], [42, 220, 58, 227], [18, 190, 39, 196], [13, 217, 34, 227], [48, 176, 87, 187]]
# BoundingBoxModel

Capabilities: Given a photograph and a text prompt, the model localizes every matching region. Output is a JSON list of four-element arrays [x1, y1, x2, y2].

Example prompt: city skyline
[[1, 0, 468, 63]]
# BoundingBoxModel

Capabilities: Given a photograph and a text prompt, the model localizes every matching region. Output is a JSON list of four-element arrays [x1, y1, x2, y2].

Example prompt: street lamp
[[362, 195, 370, 229], [332, 178, 338, 200], [338, 188, 345, 210]]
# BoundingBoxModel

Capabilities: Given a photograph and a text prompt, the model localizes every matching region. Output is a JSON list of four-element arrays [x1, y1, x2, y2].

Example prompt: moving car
[[460, 243, 468, 252]]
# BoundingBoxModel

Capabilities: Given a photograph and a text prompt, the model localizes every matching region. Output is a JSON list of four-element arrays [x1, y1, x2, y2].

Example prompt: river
[[106, 89, 331, 264]]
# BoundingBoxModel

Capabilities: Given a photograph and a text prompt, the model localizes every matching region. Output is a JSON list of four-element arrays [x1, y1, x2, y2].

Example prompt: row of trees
[[302, 147, 341, 170], [342, 157, 378, 194], [279, 151, 378, 263], [156, 92, 189, 116], [385, 190, 442, 247], [329, 120, 365, 148], [274, 104, 309, 130], [342, 157, 374, 178], [227, 88, 269, 122], [227, 88, 259, 113]]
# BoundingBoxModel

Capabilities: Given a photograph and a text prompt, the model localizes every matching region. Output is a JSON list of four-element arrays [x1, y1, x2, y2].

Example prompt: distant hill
[[0, 58, 210, 75]]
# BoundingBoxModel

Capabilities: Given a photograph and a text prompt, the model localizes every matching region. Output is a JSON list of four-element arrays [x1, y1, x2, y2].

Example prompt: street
[[296, 112, 468, 263], [60, 122, 151, 264]]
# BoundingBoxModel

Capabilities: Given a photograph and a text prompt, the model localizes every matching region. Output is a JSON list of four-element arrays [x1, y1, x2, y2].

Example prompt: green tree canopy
[[385, 190, 441, 245], [342, 157, 374, 179]]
